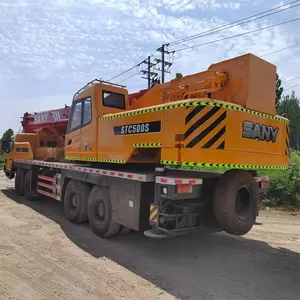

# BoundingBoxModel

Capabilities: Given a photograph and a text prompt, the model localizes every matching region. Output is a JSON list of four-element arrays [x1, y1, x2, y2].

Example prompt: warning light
[[177, 184, 192, 194]]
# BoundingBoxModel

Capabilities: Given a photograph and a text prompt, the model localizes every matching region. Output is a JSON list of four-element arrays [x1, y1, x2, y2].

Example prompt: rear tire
[[64, 180, 90, 224], [15, 168, 26, 196], [88, 186, 121, 238], [24, 169, 40, 201], [213, 170, 259, 236]]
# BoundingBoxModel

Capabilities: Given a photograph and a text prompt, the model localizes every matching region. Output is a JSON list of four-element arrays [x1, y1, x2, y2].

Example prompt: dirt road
[[0, 173, 299, 300]]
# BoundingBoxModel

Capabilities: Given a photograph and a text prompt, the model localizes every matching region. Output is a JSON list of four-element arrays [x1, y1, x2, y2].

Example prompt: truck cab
[[64, 81, 129, 161]]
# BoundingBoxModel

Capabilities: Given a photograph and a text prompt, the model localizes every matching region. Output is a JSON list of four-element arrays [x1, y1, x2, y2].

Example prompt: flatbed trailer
[[10, 158, 269, 238]]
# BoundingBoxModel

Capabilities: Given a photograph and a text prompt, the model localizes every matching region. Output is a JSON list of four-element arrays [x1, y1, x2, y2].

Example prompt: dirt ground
[[0, 172, 299, 300]]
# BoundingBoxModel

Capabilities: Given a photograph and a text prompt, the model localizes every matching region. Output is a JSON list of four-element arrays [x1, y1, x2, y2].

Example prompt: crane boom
[[22, 106, 71, 137]]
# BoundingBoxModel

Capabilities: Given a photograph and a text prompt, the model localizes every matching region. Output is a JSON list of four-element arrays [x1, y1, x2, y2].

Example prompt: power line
[[168, 0, 300, 46], [173, 17, 300, 52], [260, 42, 300, 57], [117, 72, 141, 84], [286, 76, 300, 82], [116, 42, 300, 84], [285, 83, 300, 91], [108, 58, 149, 81], [108, 0, 299, 86]]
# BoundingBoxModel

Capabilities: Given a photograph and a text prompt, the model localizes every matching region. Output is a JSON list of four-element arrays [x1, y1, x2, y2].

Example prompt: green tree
[[276, 73, 284, 108], [277, 91, 300, 149], [1, 129, 14, 141]]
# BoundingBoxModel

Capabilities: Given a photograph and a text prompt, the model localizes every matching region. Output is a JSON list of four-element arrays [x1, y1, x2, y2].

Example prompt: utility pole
[[147, 56, 151, 88], [156, 44, 173, 83], [141, 56, 158, 88]]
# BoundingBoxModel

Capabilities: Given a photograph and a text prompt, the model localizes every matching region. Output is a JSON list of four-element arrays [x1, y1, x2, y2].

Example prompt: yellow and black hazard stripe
[[285, 124, 290, 155], [99, 102, 189, 120], [149, 204, 159, 225], [99, 100, 289, 124], [133, 142, 161, 148], [65, 156, 125, 163], [161, 160, 288, 170], [181, 162, 288, 170], [160, 160, 179, 166], [65, 156, 82, 161], [98, 158, 126, 163], [184, 105, 227, 149], [69, 157, 99, 162]]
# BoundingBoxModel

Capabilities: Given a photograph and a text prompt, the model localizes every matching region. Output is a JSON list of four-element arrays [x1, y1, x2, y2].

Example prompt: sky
[[0, 0, 300, 135]]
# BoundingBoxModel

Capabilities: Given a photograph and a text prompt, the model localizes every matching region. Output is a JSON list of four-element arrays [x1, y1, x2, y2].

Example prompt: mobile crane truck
[[2, 53, 290, 238]]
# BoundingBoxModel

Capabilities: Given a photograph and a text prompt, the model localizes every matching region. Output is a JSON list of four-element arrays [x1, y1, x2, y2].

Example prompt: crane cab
[[64, 80, 128, 161]]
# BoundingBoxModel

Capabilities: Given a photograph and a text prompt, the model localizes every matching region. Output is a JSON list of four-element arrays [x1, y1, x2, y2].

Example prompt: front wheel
[[88, 186, 121, 238], [15, 168, 26, 196], [213, 170, 259, 236]]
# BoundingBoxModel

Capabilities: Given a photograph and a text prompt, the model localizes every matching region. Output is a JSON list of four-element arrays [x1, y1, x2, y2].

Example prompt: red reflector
[[262, 180, 269, 189], [177, 184, 192, 194]]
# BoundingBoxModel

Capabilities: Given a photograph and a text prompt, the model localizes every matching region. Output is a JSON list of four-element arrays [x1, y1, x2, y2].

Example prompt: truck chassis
[[8, 159, 269, 238]]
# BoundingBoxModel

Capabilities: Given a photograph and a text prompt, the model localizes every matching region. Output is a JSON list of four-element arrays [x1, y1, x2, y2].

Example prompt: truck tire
[[88, 186, 121, 238], [24, 169, 40, 201], [64, 180, 90, 224], [213, 170, 259, 236], [15, 168, 26, 196]]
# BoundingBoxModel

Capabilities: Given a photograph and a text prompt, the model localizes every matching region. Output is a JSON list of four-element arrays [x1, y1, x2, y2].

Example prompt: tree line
[[276, 74, 300, 150]]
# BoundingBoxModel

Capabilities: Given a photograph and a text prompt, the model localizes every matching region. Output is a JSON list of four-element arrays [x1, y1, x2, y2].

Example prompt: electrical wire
[[168, 0, 300, 46], [107, 57, 151, 81], [118, 59, 161, 83], [173, 17, 300, 52], [117, 42, 300, 84], [260, 42, 300, 57], [285, 83, 300, 91], [285, 76, 300, 82], [108, 1, 300, 85], [117, 72, 141, 84], [108, 63, 142, 81], [108, 1, 299, 85]]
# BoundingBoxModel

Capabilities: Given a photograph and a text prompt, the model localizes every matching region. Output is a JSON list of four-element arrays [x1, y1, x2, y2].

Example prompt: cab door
[[80, 97, 97, 159], [65, 100, 83, 159]]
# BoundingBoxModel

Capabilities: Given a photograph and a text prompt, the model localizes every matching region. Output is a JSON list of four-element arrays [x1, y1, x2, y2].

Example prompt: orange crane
[[3, 53, 289, 239]]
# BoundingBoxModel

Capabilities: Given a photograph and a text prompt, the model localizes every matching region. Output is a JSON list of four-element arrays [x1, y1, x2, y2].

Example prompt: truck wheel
[[88, 186, 121, 238], [213, 170, 259, 236], [15, 168, 26, 196], [64, 180, 90, 224], [24, 169, 40, 201]]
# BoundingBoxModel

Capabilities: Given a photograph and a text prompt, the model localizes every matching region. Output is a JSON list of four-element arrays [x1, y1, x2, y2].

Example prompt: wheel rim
[[92, 197, 106, 226], [235, 186, 251, 221], [71, 194, 77, 209]]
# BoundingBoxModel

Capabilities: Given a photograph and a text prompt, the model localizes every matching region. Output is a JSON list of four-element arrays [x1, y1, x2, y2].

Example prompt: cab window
[[103, 91, 125, 109], [83, 98, 92, 126], [67, 97, 92, 133], [68, 101, 82, 132]]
